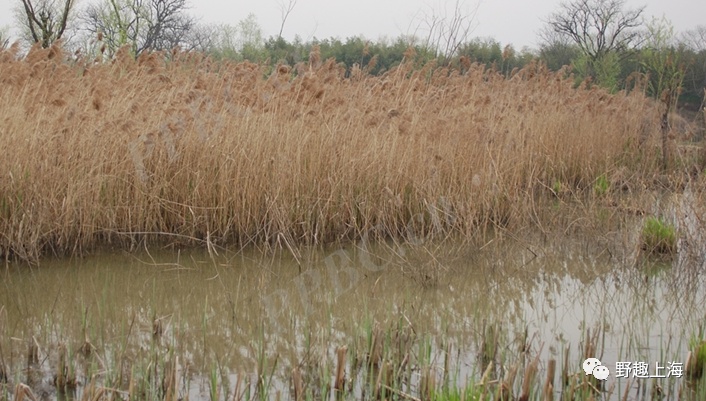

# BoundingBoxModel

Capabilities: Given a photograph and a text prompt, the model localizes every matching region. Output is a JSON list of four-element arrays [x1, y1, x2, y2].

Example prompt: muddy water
[[1, 235, 705, 400]]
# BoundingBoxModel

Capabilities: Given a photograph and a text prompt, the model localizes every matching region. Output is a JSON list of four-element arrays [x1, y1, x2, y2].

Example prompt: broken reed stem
[[231, 373, 243, 401], [420, 366, 436, 401], [543, 359, 556, 401], [163, 356, 178, 401], [291, 367, 303, 401], [381, 384, 421, 401], [519, 352, 540, 401], [562, 345, 570, 387], [334, 346, 347, 394], [13, 383, 38, 401], [496, 364, 518, 401], [443, 341, 450, 387], [56, 343, 66, 390], [127, 369, 135, 401], [479, 361, 494, 400]]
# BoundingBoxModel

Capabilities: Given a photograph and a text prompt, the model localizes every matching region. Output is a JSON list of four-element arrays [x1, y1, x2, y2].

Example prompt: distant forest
[[3, 0, 705, 108]]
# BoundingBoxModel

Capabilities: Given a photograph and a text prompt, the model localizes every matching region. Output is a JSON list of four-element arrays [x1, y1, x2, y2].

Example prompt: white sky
[[0, 0, 703, 50]]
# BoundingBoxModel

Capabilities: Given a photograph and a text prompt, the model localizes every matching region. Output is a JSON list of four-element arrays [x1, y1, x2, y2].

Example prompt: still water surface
[[1, 236, 705, 400]]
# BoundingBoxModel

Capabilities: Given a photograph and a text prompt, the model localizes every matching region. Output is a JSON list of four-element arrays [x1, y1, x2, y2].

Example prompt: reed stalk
[[0, 44, 667, 262]]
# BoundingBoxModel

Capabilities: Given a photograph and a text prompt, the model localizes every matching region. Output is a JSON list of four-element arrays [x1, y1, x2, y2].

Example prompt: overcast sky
[[0, 0, 703, 50]]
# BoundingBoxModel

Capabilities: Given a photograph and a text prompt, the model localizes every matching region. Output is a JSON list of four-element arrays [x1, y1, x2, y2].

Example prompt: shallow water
[[1, 233, 705, 400]]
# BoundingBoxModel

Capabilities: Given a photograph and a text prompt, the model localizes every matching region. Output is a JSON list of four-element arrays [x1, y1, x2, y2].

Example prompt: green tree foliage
[[458, 37, 501, 65], [538, 40, 580, 71], [640, 17, 685, 101], [314, 36, 423, 75], [639, 17, 688, 169], [264, 35, 307, 66], [256, 34, 433, 76], [538, 8, 703, 107], [316, 37, 370, 70], [679, 26, 706, 107], [9, 0, 701, 109], [573, 50, 622, 90], [457, 38, 535, 75]]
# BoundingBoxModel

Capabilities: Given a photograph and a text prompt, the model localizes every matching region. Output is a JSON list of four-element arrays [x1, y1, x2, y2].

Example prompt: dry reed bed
[[0, 44, 662, 261]]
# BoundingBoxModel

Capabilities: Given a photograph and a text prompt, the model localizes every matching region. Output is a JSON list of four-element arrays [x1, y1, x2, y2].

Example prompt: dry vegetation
[[0, 43, 673, 261]]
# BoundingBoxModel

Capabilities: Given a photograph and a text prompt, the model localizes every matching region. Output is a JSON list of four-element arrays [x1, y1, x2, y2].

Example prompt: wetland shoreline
[[2, 43, 706, 400], [3, 44, 704, 263]]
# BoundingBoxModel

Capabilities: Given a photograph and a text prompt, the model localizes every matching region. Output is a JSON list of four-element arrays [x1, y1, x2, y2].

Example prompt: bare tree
[[0, 26, 11, 49], [141, 0, 195, 51], [81, 0, 195, 56], [17, 0, 76, 48], [410, 0, 479, 64], [543, 0, 644, 62], [181, 22, 217, 53], [276, 0, 297, 40], [80, 1, 129, 56], [681, 25, 706, 52]]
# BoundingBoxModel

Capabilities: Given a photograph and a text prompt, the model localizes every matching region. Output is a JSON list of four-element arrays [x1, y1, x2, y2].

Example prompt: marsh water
[[2, 225, 706, 400]]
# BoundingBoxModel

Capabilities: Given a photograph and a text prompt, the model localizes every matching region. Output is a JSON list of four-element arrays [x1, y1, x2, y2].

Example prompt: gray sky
[[0, 0, 703, 50]]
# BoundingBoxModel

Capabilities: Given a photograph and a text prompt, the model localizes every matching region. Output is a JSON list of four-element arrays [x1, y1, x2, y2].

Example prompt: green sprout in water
[[641, 216, 677, 255]]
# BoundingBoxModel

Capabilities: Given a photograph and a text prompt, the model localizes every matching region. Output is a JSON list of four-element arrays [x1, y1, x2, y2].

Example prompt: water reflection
[[1, 236, 704, 400]]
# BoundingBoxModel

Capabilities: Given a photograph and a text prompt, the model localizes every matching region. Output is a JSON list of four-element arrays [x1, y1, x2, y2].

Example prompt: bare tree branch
[[56, 0, 73, 40], [20, 0, 41, 43], [81, 0, 195, 56], [18, 0, 75, 48], [409, 0, 479, 63], [681, 25, 706, 52], [543, 0, 644, 61], [277, 0, 297, 40], [0, 27, 10, 49]]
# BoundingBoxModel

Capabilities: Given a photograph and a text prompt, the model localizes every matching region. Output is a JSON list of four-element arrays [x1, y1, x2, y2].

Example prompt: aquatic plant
[[641, 216, 677, 255], [0, 43, 669, 262]]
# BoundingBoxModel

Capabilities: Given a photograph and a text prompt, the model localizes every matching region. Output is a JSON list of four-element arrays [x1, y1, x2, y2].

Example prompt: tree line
[[2, 0, 705, 109]]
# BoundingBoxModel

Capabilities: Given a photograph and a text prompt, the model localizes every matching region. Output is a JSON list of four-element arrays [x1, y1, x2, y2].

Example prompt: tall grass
[[0, 43, 664, 261], [0, 316, 696, 401]]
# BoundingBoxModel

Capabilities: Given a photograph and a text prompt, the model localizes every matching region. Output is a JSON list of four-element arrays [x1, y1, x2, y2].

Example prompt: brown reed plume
[[0, 44, 665, 262]]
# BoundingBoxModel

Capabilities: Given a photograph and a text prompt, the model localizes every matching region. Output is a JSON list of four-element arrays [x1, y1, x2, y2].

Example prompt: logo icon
[[593, 365, 610, 380], [582, 358, 610, 380]]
